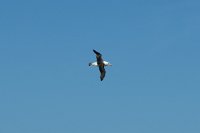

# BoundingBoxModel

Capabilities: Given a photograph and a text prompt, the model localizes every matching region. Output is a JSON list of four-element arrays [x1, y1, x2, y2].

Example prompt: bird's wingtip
[[100, 77, 104, 81]]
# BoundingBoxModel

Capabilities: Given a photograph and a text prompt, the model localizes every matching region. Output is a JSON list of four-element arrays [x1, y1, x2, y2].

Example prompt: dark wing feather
[[93, 49, 102, 56], [99, 65, 106, 81], [93, 49, 103, 64]]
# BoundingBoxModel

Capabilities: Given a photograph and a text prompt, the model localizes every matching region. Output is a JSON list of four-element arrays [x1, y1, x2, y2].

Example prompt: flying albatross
[[89, 49, 112, 81]]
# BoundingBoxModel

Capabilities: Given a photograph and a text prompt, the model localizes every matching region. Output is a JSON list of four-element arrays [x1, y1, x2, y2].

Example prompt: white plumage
[[89, 61, 112, 66]]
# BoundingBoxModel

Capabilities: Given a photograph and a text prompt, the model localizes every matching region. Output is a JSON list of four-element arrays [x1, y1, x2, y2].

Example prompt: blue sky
[[0, 0, 200, 133]]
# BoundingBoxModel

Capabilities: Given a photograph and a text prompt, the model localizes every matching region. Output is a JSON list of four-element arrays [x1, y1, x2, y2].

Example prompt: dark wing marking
[[99, 65, 106, 81], [93, 49, 102, 56], [93, 49, 103, 64]]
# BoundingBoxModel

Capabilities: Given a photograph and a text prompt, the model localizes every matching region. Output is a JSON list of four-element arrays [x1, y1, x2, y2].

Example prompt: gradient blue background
[[0, 0, 200, 133]]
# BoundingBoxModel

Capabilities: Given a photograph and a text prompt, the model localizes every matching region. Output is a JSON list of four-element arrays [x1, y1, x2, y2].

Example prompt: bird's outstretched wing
[[99, 65, 106, 81], [93, 49, 103, 64], [93, 49, 102, 56]]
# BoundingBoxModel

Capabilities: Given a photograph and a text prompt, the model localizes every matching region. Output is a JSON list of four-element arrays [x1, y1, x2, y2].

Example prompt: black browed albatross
[[89, 49, 112, 81]]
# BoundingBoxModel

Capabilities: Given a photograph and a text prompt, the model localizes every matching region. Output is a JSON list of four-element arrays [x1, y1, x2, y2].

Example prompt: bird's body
[[89, 50, 112, 81]]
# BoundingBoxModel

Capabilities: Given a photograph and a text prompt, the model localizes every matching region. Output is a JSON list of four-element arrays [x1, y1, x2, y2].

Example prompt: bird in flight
[[89, 49, 112, 81]]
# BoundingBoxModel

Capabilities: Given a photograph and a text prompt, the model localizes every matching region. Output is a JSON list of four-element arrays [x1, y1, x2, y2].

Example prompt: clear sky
[[0, 0, 200, 133]]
